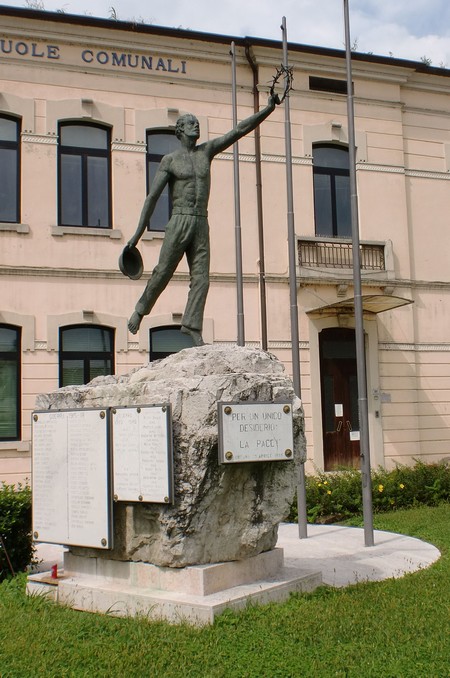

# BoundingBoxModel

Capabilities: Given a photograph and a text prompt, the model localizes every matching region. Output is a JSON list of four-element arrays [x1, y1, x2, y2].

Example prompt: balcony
[[297, 236, 394, 284]]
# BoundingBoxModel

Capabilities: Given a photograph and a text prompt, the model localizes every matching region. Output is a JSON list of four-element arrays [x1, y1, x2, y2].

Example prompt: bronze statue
[[123, 94, 280, 346]]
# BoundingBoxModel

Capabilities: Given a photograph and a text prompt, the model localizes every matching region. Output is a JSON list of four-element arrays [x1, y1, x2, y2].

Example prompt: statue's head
[[175, 114, 200, 140]]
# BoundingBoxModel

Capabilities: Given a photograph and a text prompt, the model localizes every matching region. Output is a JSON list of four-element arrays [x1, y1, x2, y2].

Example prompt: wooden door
[[319, 328, 360, 470]]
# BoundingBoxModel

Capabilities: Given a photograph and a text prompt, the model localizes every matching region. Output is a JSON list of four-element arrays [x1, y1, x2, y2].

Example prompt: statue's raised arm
[[206, 94, 280, 158]]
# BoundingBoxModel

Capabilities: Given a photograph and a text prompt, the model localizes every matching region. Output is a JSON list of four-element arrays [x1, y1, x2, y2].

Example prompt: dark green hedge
[[0, 483, 34, 581], [289, 459, 450, 523]]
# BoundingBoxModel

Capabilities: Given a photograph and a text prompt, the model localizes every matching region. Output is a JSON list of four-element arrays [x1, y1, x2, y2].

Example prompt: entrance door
[[319, 328, 360, 470]]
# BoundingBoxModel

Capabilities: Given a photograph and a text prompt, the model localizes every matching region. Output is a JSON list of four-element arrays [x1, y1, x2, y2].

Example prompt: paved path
[[278, 523, 441, 587]]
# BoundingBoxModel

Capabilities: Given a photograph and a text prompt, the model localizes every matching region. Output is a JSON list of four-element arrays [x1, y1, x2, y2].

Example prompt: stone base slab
[[63, 547, 286, 596], [27, 549, 322, 625]]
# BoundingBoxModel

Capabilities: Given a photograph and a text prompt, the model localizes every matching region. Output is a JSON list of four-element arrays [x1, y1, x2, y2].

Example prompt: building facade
[[1, 7, 450, 485]]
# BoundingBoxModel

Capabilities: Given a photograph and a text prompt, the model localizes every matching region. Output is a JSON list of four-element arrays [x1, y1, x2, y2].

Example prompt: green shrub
[[288, 459, 450, 523], [372, 460, 450, 510], [0, 483, 34, 581]]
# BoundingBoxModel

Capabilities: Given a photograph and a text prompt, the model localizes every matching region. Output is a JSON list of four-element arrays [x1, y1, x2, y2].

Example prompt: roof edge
[[1, 6, 450, 77]]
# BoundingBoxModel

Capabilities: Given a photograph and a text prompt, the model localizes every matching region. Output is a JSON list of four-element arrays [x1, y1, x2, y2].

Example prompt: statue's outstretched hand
[[269, 93, 281, 108]]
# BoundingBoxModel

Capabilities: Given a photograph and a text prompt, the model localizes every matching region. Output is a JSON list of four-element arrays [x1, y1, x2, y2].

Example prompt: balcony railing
[[298, 237, 386, 271]]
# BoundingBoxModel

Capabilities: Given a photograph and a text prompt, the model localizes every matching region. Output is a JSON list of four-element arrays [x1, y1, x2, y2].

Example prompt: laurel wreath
[[269, 64, 294, 103]]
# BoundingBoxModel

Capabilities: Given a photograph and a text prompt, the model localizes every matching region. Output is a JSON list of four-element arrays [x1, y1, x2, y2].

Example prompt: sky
[[3, 0, 450, 68]]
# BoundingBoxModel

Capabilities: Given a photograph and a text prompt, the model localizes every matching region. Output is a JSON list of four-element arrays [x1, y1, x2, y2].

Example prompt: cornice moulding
[[21, 133, 57, 144], [111, 142, 146, 153], [379, 342, 450, 352]]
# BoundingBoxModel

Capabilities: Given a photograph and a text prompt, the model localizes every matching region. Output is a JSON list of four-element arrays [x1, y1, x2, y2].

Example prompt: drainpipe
[[245, 44, 268, 351]]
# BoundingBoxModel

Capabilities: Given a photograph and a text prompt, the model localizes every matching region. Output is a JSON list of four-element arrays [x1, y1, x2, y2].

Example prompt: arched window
[[0, 325, 21, 440], [59, 325, 114, 386], [0, 115, 20, 223], [146, 130, 179, 231], [313, 144, 351, 238], [58, 122, 111, 228], [149, 326, 194, 361]]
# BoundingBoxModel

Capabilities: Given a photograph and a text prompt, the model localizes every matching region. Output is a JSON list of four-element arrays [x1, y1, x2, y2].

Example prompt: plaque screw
[[225, 451, 233, 460], [162, 406, 166, 412], [113, 494, 118, 502], [112, 408, 117, 415], [138, 495, 143, 501], [100, 411, 106, 419], [283, 405, 291, 414], [164, 496, 169, 503], [285, 449, 293, 458], [224, 406, 232, 415], [33, 414, 38, 422], [101, 538, 107, 546], [137, 407, 141, 414], [33, 531, 39, 539]]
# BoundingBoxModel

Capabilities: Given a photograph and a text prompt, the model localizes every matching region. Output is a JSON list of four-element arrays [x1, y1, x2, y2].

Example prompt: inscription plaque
[[112, 405, 173, 503], [32, 409, 112, 549], [218, 401, 294, 463]]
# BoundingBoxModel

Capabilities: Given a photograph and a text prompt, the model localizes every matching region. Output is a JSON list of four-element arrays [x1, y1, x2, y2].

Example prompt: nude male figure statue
[[126, 94, 280, 346]]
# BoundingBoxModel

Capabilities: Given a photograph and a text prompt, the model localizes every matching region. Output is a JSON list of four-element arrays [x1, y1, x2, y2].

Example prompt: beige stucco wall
[[1, 10, 450, 484]]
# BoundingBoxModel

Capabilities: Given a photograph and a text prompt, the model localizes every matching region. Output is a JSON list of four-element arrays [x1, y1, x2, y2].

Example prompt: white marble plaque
[[32, 409, 112, 549], [218, 402, 294, 463], [112, 405, 173, 503]]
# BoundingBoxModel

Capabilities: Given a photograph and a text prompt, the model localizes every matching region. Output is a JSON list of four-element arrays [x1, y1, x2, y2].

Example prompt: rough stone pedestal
[[30, 346, 319, 623], [36, 345, 306, 568]]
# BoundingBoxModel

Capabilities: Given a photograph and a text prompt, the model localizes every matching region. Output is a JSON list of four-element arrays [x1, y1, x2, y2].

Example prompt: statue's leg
[[182, 217, 210, 342], [134, 218, 186, 318]]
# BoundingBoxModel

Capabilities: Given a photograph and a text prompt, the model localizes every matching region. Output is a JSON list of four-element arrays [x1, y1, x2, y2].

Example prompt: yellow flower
[[378, 484, 384, 492], [399, 483, 405, 489], [323, 481, 328, 485], [327, 490, 332, 495]]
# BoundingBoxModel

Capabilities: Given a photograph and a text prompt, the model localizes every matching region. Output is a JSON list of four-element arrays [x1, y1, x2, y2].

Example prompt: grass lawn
[[0, 503, 449, 678]]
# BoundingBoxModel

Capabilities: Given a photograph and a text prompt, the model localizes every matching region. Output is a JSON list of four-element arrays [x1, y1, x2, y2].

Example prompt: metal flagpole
[[281, 17, 308, 539], [343, 0, 374, 547], [230, 42, 245, 346]]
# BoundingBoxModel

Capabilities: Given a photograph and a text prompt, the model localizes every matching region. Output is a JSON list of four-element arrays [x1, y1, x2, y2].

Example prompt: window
[[146, 130, 179, 231], [150, 326, 194, 361], [58, 123, 111, 228], [0, 325, 20, 440], [59, 325, 114, 387], [313, 145, 351, 238], [0, 115, 20, 223], [309, 77, 347, 95]]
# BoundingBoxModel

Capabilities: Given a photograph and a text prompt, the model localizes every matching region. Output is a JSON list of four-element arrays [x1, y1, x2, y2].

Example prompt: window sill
[[52, 225, 122, 239], [0, 441, 30, 453], [142, 231, 165, 241], [0, 222, 30, 234]]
